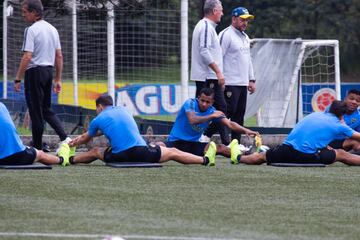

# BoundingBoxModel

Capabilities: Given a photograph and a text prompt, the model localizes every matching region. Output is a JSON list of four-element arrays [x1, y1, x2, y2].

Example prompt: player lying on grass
[[67, 95, 217, 166], [0, 102, 69, 166], [326, 89, 360, 152], [231, 100, 360, 166], [156, 87, 258, 164]]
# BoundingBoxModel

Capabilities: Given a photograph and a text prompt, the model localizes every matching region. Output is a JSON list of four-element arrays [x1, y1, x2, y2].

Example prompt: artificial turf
[[1, 159, 360, 240]]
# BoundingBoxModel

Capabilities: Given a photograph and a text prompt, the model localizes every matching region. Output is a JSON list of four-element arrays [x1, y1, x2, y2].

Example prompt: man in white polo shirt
[[14, 0, 70, 151], [219, 7, 256, 143], [190, 0, 229, 145]]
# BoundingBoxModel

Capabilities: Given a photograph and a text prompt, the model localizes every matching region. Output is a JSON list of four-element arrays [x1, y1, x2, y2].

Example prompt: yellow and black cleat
[[254, 135, 262, 153]]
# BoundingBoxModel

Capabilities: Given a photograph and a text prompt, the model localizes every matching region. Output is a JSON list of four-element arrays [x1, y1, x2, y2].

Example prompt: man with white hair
[[190, 0, 229, 145]]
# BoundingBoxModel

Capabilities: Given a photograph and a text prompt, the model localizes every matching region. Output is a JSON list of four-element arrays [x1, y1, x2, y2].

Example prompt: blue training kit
[[284, 112, 354, 154], [88, 106, 146, 153], [0, 102, 26, 159], [168, 98, 220, 142]]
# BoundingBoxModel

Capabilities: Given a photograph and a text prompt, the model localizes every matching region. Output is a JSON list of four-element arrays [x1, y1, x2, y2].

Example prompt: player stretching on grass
[[156, 87, 258, 164], [68, 95, 217, 166], [0, 102, 69, 166], [326, 89, 360, 152], [232, 100, 360, 166]]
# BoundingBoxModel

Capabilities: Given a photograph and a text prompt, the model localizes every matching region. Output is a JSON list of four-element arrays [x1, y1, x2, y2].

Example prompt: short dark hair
[[96, 95, 113, 107], [347, 89, 360, 96], [329, 100, 347, 118], [22, 0, 43, 17], [198, 87, 215, 98]]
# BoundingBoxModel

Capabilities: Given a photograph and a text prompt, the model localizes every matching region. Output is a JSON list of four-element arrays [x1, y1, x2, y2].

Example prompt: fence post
[[72, 0, 78, 106], [3, 0, 9, 99], [107, 2, 115, 102], [180, 0, 189, 103]]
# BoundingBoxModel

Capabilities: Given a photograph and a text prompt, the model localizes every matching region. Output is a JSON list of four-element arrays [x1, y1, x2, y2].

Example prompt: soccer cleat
[[56, 137, 72, 155], [42, 143, 51, 152], [230, 139, 241, 164], [255, 135, 263, 153], [205, 141, 217, 166], [57, 142, 70, 166], [69, 146, 76, 158], [199, 134, 211, 143]]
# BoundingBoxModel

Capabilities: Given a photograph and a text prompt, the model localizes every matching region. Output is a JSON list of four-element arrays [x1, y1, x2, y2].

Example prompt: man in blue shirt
[[157, 88, 258, 163], [191, 0, 229, 145], [0, 102, 70, 166], [327, 89, 360, 152], [69, 95, 217, 166], [233, 100, 360, 166]]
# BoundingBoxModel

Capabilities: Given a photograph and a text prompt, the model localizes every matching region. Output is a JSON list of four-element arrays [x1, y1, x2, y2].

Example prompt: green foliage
[[2, 0, 359, 76], [16, 127, 31, 135], [212, 0, 360, 75]]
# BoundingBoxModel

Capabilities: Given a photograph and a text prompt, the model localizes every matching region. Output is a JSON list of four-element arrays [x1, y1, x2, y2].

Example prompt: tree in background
[[214, 0, 360, 79], [1, 0, 359, 79]]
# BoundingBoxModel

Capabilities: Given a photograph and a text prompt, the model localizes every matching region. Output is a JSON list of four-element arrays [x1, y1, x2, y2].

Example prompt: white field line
[[0, 232, 244, 240]]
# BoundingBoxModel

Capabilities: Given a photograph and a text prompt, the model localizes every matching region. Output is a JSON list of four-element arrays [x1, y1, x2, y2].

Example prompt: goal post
[[2, 0, 341, 133], [1, 1, 186, 134], [246, 38, 341, 128]]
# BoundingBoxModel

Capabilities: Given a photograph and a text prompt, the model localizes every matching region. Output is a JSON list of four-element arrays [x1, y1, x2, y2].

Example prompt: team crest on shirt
[[209, 83, 215, 89], [191, 124, 205, 132], [226, 91, 232, 98], [351, 118, 357, 124]]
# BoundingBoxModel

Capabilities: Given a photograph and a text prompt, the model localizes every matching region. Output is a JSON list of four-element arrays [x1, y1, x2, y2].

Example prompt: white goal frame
[[249, 38, 340, 128]]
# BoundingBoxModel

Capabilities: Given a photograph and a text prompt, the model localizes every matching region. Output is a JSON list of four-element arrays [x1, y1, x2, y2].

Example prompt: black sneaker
[[42, 143, 51, 152]]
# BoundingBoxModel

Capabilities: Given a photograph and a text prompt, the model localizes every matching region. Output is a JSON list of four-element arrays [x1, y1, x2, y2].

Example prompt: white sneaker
[[56, 137, 72, 154], [259, 145, 270, 153], [199, 134, 211, 143], [226, 143, 250, 152], [238, 144, 250, 153]]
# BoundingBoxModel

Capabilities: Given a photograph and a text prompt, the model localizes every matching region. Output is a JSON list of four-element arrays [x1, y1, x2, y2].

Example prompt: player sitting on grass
[[68, 95, 217, 166], [156, 87, 258, 164], [231, 100, 360, 166], [0, 102, 70, 166], [326, 89, 360, 152]]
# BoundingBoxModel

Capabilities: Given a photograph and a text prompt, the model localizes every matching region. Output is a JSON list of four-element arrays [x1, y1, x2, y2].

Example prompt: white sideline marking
[[0, 232, 242, 240]]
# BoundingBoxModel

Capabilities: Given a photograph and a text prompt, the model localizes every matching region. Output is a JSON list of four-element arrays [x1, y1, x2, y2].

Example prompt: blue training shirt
[[325, 105, 360, 139], [168, 98, 220, 142], [0, 102, 26, 159], [88, 106, 146, 153], [343, 110, 360, 132], [284, 112, 354, 153]]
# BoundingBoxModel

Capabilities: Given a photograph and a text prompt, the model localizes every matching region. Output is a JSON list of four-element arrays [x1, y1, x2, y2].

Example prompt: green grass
[[1, 160, 360, 240], [15, 127, 32, 135]]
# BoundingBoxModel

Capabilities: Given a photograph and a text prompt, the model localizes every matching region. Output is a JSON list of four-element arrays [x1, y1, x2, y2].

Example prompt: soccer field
[[1, 159, 360, 240]]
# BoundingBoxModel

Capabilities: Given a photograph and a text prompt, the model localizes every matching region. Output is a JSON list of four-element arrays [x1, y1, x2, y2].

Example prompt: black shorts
[[103, 145, 161, 163], [265, 144, 336, 165], [164, 140, 207, 156], [0, 147, 37, 165], [328, 139, 345, 149]]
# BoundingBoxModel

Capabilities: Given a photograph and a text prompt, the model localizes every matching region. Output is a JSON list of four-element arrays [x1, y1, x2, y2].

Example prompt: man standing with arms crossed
[[14, 0, 70, 151], [190, 0, 229, 145], [219, 7, 256, 143]]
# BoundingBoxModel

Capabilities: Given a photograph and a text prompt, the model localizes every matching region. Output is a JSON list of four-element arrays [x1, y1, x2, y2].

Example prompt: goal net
[[2, 1, 183, 134], [245, 39, 340, 128], [2, 1, 341, 134]]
